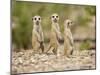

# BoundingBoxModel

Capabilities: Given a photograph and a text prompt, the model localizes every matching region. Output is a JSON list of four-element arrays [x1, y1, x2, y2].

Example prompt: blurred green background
[[12, 0, 96, 51]]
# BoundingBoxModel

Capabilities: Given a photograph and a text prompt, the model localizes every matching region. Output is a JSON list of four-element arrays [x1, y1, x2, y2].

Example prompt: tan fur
[[46, 13, 62, 54], [32, 16, 44, 53], [64, 19, 74, 57]]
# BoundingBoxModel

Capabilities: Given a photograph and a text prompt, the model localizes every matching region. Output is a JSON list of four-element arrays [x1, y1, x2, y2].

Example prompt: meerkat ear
[[32, 17, 33, 21]]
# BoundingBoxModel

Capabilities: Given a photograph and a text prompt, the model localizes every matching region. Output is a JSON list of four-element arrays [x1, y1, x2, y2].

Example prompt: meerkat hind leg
[[52, 48, 57, 55], [64, 47, 71, 57], [66, 49, 73, 58], [34, 42, 41, 54], [52, 45, 57, 55], [46, 45, 55, 55]]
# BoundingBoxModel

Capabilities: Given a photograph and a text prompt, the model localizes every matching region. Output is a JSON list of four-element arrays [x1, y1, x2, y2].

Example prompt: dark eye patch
[[56, 16, 58, 18], [34, 18, 37, 20], [71, 21, 72, 24], [52, 16, 54, 18], [68, 22, 69, 25], [38, 18, 41, 20]]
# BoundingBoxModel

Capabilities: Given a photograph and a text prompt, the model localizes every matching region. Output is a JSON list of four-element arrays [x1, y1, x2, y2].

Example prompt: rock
[[18, 57, 23, 64], [30, 57, 38, 64]]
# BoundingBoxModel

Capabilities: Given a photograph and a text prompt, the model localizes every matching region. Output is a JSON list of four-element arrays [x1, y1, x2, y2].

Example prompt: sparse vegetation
[[80, 40, 91, 50], [12, 1, 96, 50]]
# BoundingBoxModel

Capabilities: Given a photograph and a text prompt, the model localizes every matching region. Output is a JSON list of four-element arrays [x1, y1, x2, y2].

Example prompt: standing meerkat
[[63, 19, 74, 57], [46, 13, 62, 55], [32, 16, 44, 53]]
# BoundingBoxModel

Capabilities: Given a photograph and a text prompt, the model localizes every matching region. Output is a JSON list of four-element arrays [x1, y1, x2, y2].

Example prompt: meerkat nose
[[54, 18, 57, 22], [36, 21, 39, 25]]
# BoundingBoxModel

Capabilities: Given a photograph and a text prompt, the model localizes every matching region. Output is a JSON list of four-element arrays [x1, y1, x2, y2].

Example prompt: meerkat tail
[[70, 46, 74, 55], [70, 49, 73, 55], [40, 42, 44, 53]]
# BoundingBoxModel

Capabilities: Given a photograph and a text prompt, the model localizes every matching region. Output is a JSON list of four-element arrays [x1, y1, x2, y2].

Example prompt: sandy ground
[[11, 48, 96, 74]]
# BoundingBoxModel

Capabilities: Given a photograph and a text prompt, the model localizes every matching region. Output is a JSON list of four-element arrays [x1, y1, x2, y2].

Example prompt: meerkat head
[[51, 13, 59, 23], [64, 19, 73, 28], [32, 16, 41, 25]]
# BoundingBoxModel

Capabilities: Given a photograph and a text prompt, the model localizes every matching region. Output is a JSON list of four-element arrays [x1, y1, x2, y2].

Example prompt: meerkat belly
[[64, 31, 72, 50], [32, 33, 40, 48], [50, 30, 58, 46], [64, 37, 72, 50]]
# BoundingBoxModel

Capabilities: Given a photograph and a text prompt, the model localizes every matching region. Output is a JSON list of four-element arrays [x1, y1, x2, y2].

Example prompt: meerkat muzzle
[[53, 18, 57, 23], [36, 21, 39, 25]]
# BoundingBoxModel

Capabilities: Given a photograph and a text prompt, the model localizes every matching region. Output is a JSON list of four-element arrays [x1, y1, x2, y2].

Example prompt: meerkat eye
[[52, 16, 54, 18], [68, 22, 69, 25], [34, 18, 37, 20], [56, 16, 58, 18], [71, 22, 72, 24], [38, 18, 41, 20]]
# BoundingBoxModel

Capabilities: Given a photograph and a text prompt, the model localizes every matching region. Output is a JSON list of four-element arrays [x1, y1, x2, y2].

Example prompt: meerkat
[[32, 16, 44, 53], [46, 13, 62, 55], [63, 19, 74, 57]]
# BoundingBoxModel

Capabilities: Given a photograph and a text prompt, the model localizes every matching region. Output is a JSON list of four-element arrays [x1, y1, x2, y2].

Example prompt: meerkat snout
[[51, 13, 59, 23], [32, 16, 41, 25]]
